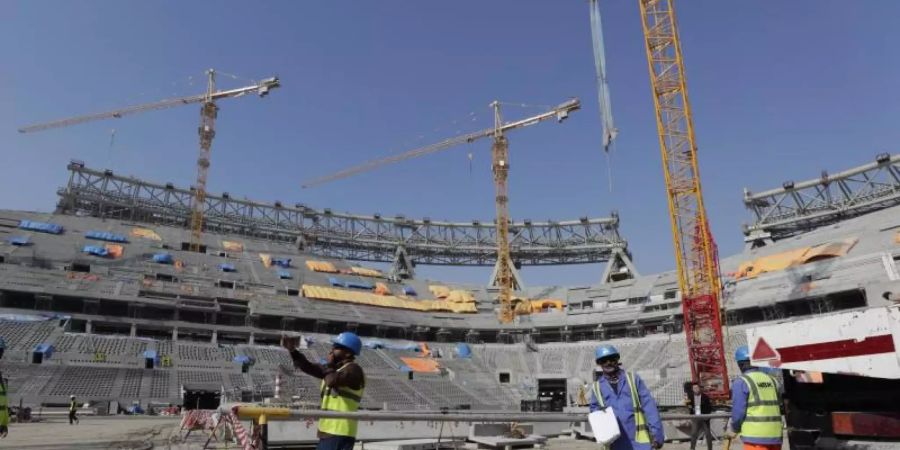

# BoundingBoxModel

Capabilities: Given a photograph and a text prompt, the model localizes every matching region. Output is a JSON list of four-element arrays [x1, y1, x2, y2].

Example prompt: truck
[[746, 304, 900, 449]]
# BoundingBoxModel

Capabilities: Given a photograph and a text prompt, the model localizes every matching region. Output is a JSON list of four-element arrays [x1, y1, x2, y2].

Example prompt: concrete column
[[85, 320, 92, 334], [172, 327, 178, 341], [130, 323, 136, 337], [249, 333, 255, 345], [211, 330, 218, 345]]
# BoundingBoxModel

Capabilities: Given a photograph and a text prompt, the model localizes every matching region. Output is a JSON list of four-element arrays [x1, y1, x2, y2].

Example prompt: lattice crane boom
[[302, 99, 580, 189], [637, 0, 729, 399], [302, 98, 580, 323], [18, 70, 280, 252]]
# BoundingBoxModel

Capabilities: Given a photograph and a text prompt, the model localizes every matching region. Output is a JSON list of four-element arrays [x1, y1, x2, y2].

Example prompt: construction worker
[[590, 345, 665, 450], [726, 345, 783, 450], [283, 332, 365, 450], [69, 395, 80, 425], [684, 382, 713, 450], [0, 337, 8, 438]]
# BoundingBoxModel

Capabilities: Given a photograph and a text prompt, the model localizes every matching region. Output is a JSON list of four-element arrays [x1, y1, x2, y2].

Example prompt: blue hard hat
[[332, 332, 362, 356], [735, 345, 750, 362], [595, 345, 620, 360]]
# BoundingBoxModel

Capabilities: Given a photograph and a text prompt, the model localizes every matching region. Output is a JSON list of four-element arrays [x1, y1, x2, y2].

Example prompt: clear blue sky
[[3, 2, 899, 286]]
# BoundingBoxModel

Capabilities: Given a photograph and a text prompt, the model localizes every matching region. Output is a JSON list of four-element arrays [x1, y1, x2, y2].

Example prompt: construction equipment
[[302, 98, 580, 322], [747, 305, 900, 448], [636, 0, 729, 399], [18, 69, 280, 252]]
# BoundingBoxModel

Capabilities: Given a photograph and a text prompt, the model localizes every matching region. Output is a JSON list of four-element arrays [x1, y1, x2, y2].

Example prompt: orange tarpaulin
[[301, 285, 477, 313], [429, 285, 451, 299], [104, 244, 123, 259], [735, 237, 857, 280], [374, 282, 391, 295], [350, 266, 383, 278], [222, 241, 244, 253], [530, 299, 564, 313], [446, 290, 475, 303], [259, 253, 273, 268], [400, 357, 439, 373], [131, 227, 161, 241], [306, 260, 339, 273]]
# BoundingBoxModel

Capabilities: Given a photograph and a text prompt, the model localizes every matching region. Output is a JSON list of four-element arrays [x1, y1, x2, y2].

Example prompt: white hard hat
[[70, 395, 76, 398]]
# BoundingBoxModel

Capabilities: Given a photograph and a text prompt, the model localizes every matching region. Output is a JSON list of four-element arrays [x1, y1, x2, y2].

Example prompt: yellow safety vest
[[592, 372, 651, 444], [738, 371, 782, 440], [0, 374, 8, 427], [318, 363, 365, 437]]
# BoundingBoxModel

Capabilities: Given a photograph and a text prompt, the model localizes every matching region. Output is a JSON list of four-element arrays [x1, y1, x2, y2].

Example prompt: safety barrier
[[229, 404, 731, 450]]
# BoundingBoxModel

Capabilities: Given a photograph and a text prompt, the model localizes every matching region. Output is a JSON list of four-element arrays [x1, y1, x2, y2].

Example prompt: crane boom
[[302, 98, 579, 323], [18, 79, 280, 134], [301, 99, 580, 188], [638, 0, 729, 399], [18, 71, 279, 253]]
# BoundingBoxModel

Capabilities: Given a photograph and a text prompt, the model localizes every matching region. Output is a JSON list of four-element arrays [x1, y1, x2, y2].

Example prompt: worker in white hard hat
[[0, 337, 8, 437], [69, 395, 79, 425]]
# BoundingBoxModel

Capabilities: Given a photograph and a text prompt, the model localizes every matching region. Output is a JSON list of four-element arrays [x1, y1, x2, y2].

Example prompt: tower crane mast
[[637, 0, 729, 399], [302, 99, 580, 323], [18, 70, 280, 252]]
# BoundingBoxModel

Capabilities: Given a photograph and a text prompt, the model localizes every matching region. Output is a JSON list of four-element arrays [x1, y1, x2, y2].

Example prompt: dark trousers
[[690, 419, 713, 450], [68, 410, 79, 424], [316, 435, 355, 450]]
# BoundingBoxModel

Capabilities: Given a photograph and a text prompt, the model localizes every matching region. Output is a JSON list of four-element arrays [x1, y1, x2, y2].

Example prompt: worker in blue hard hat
[[0, 337, 8, 438], [283, 331, 365, 450], [590, 344, 665, 450], [727, 345, 783, 450]]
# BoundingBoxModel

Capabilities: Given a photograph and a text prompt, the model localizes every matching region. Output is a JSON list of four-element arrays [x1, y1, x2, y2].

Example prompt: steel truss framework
[[58, 163, 628, 266], [743, 153, 900, 241]]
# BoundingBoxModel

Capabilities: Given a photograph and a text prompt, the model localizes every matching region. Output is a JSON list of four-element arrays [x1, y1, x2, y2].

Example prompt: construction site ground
[[1, 415, 797, 450]]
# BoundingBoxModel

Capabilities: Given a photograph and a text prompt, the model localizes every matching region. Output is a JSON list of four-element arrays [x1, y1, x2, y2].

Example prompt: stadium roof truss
[[743, 153, 900, 242], [59, 162, 628, 266]]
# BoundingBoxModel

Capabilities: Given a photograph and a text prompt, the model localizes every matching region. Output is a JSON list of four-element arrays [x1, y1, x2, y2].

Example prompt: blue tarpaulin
[[7, 236, 30, 246], [19, 220, 63, 234], [402, 286, 417, 296], [328, 277, 344, 287], [85, 231, 127, 243], [218, 263, 236, 272], [233, 355, 252, 364], [277, 270, 292, 279], [83, 245, 109, 257], [152, 253, 173, 264], [364, 340, 385, 349], [272, 258, 292, 268], [346, 280, 374, 290], [455, 343, 472, 358], [399, 365, 412, 373], [143, 350, 158, 360], [33, 343, 54, 359]]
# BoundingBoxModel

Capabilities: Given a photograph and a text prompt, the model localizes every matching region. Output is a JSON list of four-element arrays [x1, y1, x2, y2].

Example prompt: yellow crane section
[[302, 99, 580, 323], [18, 70, 280, 253], [637, 0, 729, 398]]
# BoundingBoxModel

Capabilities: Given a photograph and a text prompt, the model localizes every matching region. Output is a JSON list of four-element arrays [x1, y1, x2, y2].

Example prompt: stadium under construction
[[0, 152, 898, 447]]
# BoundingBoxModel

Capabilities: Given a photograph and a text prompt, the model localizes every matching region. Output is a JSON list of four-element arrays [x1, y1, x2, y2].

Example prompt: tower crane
[[636, 0, 729, 399], [18, 69, 280, 252], [302, 98, 580, 323]]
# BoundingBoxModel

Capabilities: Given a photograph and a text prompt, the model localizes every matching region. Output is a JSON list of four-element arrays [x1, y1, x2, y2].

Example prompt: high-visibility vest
[[318, 362, 365, 437], [70, 400, 77, 412], [0, 373, 8, 427], [593, 372, 651, 444], [738, 371, 782, 441]]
